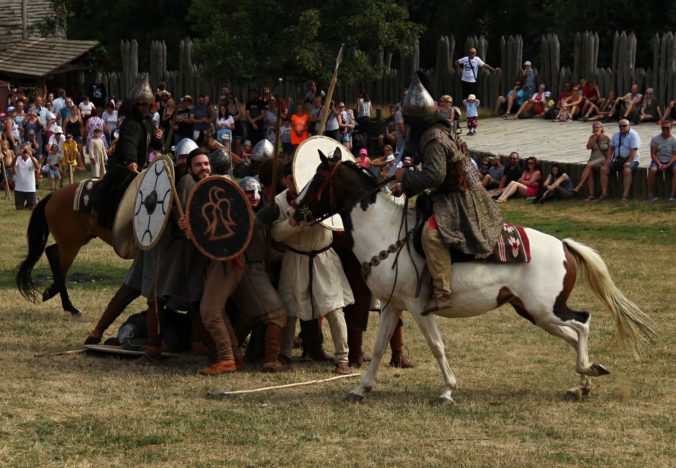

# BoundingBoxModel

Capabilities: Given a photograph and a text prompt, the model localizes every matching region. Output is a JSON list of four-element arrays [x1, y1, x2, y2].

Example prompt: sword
[[318, 43, 345, 135]]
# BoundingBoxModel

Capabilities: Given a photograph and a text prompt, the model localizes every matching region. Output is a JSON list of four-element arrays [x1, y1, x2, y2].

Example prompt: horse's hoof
[[67, 307, 82, 317], [592, 363, 610, 376], [563, 389, 582, 401], [345, 392, 364, 403], [432, 397, 455, 406]]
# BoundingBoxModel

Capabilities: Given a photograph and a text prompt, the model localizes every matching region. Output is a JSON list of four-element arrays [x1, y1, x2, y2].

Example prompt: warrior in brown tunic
[[393, 72, 503, 314]]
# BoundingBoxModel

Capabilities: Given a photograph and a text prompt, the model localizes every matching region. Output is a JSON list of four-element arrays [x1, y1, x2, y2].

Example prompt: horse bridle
[[298, 160, 395, 226]]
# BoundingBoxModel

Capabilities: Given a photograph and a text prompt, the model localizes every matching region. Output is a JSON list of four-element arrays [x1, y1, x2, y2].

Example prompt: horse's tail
[[563, 238, 656, 359], [16, 193, 52, 303]]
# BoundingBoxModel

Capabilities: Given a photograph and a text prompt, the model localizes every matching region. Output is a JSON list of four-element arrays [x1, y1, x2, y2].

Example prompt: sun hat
[[524, 60, 532, 66], [468, 94, 477, 101], [53, 126, 63, 134]]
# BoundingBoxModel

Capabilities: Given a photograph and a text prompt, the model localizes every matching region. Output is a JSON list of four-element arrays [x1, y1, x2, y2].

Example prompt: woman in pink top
[[496, 156, 542, 203]]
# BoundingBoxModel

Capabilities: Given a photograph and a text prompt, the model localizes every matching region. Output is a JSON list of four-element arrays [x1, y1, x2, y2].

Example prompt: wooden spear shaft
[[207, 373, 360, 397], [318, 43, 345, 135]]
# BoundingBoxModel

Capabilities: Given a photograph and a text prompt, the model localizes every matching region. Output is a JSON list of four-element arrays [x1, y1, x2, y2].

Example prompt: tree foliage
[[188, 0, 423, 84]]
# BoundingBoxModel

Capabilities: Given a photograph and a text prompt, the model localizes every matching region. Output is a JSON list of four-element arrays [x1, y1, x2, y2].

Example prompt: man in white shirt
[[454, 47, 498, 99], [12, 142, 39, 210]]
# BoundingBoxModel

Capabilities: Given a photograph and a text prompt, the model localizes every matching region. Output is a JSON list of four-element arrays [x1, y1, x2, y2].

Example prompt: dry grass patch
[[0, 194, 674, 466]]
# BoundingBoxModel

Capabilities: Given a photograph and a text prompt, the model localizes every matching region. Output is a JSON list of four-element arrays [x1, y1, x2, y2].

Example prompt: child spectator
[[87, 127, 108, 179], [45, 145, 62, 191], [463, 94, 480, 136]]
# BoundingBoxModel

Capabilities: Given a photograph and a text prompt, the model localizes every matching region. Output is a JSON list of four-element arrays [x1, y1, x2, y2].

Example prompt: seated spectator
[[356, 147, 389, 171], [489, 151, 522, 198], [573, 122, 611, 200], [513, 83, 550, 119], [481, 156, 504, 190], [646, 121, 676, 201], [378, 105, 397, 150], [585, 90, 618, 122], [555, 84, 584, 121], [537, 163, 576, 203], [555, 82, 573, 110], [496, 156, 541, 203], [638, 88, 662, 124], [495, 81, 525, 117], [599, 119, 640, 201], [658, 99, 676, 124], [606, 83, 642, 123], [581, 78, 603, 117]]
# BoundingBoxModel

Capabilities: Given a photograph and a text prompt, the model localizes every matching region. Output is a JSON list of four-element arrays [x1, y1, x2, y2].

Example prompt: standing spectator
[[51, 89, 67, 119], [61, 133, 80, 182], [290, 103, 309, 152], [173, 97, 193, 144], [63, 106, 84, 151], [13, 101, 27, 137], [378, 105, 397, 150], [321, 100, 340, 141], [56, 97, 74, 128], [102, 100, 120, 145], [496, 156, 542, 203], [191, 95, 212, 144], [3, 106, 20, 150], [646, 121, 676, 201], [89, 82, 106, 111], [394, 98, 407, 161], [537, 163, 576, 203], [22, 110, 43, 154], [30, 96, 50, 130], [279, 115, 293, 157], [263, 96, 278, 143], [307, 95, 323, 136], [1, 140, 16, 193], [84, 108, 106, 150], [438, 95, 462, 125], [463, 94, 480, 136], [215, 103, 235, 143], [160, 97, 175, 140], [78, 95, 95, 121], [149, 101, 161, 129], [638, 88, 662, 124], [599, 119, 640, 201], [574, 122, 611, 200], [245, 88, 265, 144], [12, 142, 39, 209], [304, 81, 324, 103], [225, 96, 243, 154], [88, 127, 108, 179], [356, 91, 371, 146], [521, 61, 535, 98], [45, 144, 62, 191], [337, 102, 355, 151], [454, 47, 498, 99]]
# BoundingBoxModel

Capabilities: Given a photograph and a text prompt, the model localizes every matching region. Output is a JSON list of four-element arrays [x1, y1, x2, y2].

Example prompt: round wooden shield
[[186, 176, 254, 261], [112, 169, 146, 259], [133, 158, 175, 251], [293, 135, 356, 231]]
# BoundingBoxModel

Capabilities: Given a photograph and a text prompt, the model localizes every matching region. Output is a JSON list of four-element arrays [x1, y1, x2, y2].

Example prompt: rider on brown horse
[[91, 75, 164, 230]]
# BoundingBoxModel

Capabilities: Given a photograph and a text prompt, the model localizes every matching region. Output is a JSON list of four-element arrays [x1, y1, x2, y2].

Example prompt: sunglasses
[[662, 127, 671, 130], [619, 125, 628, 128]]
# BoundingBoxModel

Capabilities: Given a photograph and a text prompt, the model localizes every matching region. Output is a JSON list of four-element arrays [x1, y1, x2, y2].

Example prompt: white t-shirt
[[52, 97, 66, 118], [14, 156, 36, 192], [48, 135, 65, 157], [358, 99, 371, 118], [458, 56, 485, 83], [102, 110, 118, 133], [79, 101, 95, 117]]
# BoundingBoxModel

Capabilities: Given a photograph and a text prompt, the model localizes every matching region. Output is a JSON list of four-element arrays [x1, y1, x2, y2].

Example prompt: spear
[[318, 43, 345, 135]]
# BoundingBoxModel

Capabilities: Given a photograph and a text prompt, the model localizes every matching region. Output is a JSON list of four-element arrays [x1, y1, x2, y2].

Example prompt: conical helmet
[[252, 139, 274, 162], [402, 72, 435, 118], [129, 74, 154, 105]]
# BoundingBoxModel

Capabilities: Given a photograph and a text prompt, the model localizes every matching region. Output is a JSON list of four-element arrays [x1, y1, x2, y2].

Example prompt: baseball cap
[[359, 148, 368, 156], [524, 60, 532, 66], [7, 106, 15, 112], [53, 126, 63, 134]]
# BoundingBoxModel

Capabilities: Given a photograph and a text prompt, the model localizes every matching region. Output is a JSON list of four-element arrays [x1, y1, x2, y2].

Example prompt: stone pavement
[[464, 117, 664, 168]]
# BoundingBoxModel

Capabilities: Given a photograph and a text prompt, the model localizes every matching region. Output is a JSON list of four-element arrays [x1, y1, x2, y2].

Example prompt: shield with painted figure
[[186, 175, 254, 261], [292, 135, 356, 231], [133, 156, 175, 250], [113, 168, 147, 259]]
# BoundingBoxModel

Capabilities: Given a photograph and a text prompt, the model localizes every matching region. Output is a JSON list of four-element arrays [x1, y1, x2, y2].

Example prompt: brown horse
[[16, 184, 112, 316]]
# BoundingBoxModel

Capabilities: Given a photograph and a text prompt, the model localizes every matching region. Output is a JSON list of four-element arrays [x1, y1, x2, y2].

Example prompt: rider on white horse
[[392, 71, 504, 315]]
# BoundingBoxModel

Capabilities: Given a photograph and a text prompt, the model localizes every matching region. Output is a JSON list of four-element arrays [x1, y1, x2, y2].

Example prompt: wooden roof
[[0, 0, 62, 49], [0, 37, 99, 78]]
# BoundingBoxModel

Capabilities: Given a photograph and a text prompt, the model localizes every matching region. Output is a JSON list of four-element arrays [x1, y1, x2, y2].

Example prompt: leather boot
[[390, 319, 413, 368], [300, 319, 333, 362], [262, 323, 289, 372], [200, 359, 237, 375], [84, 284, 140, 344]]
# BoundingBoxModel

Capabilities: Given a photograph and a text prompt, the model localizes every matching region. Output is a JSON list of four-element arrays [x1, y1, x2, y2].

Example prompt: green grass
[[0, 189, 674, 466]]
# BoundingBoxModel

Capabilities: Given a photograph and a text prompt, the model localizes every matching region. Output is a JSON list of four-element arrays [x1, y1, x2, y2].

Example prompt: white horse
[[293, 150, 655, 404]]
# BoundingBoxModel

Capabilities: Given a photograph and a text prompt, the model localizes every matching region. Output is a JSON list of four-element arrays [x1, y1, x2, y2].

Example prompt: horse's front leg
[[346, 305, 401, 403], [408, 311, 457, 405]]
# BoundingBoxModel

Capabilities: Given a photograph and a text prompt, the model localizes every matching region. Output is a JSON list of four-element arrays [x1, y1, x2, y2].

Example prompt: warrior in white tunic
[[271, 164, 353, 374]]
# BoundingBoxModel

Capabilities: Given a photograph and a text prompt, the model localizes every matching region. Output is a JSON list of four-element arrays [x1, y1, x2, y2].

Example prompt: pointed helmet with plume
[[402, 71, 435, 118]]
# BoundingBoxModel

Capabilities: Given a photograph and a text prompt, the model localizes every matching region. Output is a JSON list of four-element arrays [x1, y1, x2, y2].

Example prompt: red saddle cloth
[[486, 223, 531, 264]]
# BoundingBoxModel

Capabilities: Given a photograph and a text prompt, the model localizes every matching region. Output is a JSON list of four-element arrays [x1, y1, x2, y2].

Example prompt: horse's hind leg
[[346, 305, 401, 403], [45, 243, 81, 316], [408, 312, 456, 405]]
